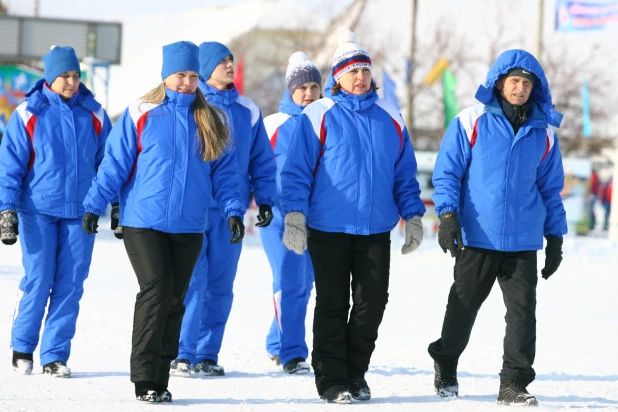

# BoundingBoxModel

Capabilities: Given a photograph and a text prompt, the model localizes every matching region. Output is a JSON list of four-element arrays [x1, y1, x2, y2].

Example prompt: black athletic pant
[[428, 246, 538, 385], [123, 227, 203, 388], [308, 228, 390, 395]]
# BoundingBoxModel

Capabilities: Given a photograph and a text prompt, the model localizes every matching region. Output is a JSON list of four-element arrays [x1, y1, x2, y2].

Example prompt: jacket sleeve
[[537, 132, 568, 238], [279, 113, 321, 216], [432, 117, 472, 216], [0, 111, 31, 211], [96, 110, 113, 170], [211, 147, 246, 219], [248, 113, 277, 207], [394, 127, 426, 220], [83, 109, 138, 215]]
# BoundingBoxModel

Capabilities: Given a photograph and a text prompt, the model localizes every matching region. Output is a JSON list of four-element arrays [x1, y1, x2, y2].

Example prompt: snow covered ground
[[1, 220, 617, 411]]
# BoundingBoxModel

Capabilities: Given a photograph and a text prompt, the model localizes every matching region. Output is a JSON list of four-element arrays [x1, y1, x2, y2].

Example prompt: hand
[[228, 216, 245, 244], [438, 212, 464, 258], [111, 203, 123, 240], [0, 210, 19, 245], [82, 213, 99, 235], [402, 216, 423, 254], [283, 212, 307, 255], [541, 235, 562, 280], [255, 204, 273, 228]]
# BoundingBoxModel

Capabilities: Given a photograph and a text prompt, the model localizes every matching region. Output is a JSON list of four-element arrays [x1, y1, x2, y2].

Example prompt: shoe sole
[[44, 373, 71, 378], [497, 398, 538, 407], [193, 370, 225, 377], [320, 393, 352, 404], [170, 369, 192, 378], [285, 366, 310, 375]]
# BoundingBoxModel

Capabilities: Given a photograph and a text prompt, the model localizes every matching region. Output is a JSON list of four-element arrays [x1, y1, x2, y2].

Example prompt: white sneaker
[[170, 359, 192, 377], [43, 361, 71, 378]]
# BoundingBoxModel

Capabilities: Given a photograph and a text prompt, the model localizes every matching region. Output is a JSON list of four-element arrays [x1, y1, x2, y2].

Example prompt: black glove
[[111, 203, 123, 240], [438, 212, 464, 258], [541, 235, 563, 280], [228, 216, 245, 244], [0, 210, 19, 245], [82, 213, 99, 235], [255, 204, 273, 228]]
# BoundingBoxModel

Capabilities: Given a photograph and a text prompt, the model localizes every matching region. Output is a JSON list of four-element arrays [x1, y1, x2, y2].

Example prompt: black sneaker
[[268, 353, 281, 366], [170, 358, 191, 377], [135, 381, 161, 403], [12, 351, 33, 375], [191, 359, 225, 376], [349, 377, 371, 400], [497, 380, 538, 406], [283, 358, 310, 374], [42, 361, 71, 378], [434, 361, 458, 397], [155, 384, 172, 402], [320, 385, 352, 404]]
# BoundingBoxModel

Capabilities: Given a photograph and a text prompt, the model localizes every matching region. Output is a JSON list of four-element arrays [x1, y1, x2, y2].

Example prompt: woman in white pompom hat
[[278, 30, 426, 403]]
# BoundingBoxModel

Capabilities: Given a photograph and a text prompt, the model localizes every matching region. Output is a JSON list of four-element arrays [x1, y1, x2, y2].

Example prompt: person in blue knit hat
[[0, 45, 112, 377], [82, 40, 246, 403], [170, 41, 277, 378]]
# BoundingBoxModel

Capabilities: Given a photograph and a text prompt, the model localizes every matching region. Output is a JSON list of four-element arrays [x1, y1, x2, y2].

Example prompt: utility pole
[[407, 0, 418, 142], [536, 0, 544, 60], [34, 0, 40, 17]]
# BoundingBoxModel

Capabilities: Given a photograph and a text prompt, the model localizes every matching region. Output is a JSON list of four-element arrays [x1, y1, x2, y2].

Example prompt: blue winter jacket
[[199, 80, 276, 209], [432, 49, 568, 252], [0, 79, 111, 218], [83, 89, 245, 233], [263, 91, 304, 213], [279, 73, 426, 235]]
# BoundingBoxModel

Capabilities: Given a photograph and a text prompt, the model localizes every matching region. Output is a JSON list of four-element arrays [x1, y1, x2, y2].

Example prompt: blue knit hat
[[43, 46, 80, 85], [161, 41, 200, 80], [198, 42, 233, 80]]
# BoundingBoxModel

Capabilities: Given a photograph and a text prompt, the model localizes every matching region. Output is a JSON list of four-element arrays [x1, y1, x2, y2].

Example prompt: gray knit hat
[[286, 51, 322, 96]]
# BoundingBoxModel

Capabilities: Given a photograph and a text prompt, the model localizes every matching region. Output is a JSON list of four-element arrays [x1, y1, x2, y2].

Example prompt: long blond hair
[[140, 83, 230, 161]]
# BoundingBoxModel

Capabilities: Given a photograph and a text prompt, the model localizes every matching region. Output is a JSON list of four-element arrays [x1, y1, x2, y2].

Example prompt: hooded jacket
[[199, 80, 276, 209], [432, 49, 568, 251], [279, 73, 425, 235], [83, 89, 245, 233], [0, 79, 111, 218]]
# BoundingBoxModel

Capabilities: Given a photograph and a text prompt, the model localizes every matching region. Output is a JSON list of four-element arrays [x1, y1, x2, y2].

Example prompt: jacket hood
[[474, 49, 563, 128], [279, 90, 304, 116], [24, 78, 101, 114], [198, 78, 238, 106]]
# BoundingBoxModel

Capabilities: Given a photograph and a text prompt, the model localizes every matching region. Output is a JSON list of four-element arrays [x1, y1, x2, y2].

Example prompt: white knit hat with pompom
[[331, 29, 372, 81]]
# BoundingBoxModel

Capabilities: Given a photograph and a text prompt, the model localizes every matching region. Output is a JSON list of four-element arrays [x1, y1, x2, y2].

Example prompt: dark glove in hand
[[438, 212, 464, 258], [255, 204, 273, 228], [82, 213, 99, 235], [228, 216, 245, 244], [0, 210, 19, 245], [541, 234, 563, 280], [111, 203, 123, 240]]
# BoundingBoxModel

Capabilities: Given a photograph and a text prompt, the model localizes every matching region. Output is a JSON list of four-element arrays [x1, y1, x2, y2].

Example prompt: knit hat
[[286, 51, 322, 96], [161, 41, 199, 80], [504, 67, 536, 84], [199, 42, 234, 80], [331, 30, 371, 82], [43, 46, 80, 85]]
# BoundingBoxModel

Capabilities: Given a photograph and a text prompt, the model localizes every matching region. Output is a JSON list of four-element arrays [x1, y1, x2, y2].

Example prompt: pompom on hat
[[331, 30, 371, 82], [286, 51, 322, 96], [43, 45, 81, 85]]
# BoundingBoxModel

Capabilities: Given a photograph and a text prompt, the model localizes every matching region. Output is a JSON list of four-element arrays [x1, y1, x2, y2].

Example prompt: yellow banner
[[423, 58, 449, 85]]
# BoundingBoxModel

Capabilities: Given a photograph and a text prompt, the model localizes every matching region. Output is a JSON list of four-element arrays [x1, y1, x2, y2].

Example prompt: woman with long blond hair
[[82, 41, 245, 403]]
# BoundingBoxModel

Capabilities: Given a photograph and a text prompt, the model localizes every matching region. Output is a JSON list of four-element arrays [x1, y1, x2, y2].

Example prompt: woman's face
[[164, 71, 199, 94], [291, 82, 321, 106], [50, 70, 80, 100], [338, 67, 372, 95]]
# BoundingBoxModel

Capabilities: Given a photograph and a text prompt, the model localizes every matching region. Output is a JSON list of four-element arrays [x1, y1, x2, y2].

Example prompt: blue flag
[[383, 68, 400, 111], [556, 0, 618, 31], [582, 79, 592, 138]]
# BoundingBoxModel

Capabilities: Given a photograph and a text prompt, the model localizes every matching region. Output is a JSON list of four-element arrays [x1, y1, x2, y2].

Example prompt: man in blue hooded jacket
[[171, 41, 277, 377], [428, 49, 567, 406]]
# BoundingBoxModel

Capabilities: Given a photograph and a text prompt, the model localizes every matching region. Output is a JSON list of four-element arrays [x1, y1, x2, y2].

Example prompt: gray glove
[[283, 212, 307, 255], [402, 216, 423, 254], [0, 210, 19, 245]]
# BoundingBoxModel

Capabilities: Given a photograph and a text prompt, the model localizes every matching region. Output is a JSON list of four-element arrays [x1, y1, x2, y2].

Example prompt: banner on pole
[[555, 0, 618, 31]]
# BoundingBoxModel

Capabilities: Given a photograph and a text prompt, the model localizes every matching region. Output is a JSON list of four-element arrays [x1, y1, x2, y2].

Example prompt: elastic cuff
[[437, 206, 457, 216], [0, 204, 17, 212], [85, 206, 102, 216]]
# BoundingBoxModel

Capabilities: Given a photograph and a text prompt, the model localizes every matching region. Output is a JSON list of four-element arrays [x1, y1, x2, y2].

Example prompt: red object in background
[[234, 55, 244, 95]]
